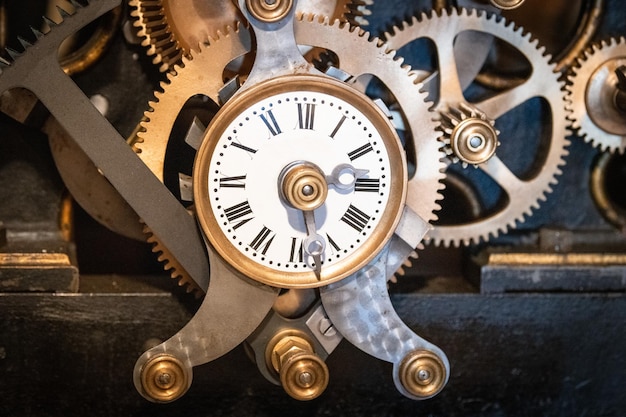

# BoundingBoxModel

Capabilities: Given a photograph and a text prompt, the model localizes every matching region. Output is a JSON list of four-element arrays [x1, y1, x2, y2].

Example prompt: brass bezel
[[193, 75, 407, 288]]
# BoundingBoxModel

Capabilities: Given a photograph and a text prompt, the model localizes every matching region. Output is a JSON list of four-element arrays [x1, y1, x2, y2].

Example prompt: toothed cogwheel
[[142, 224, 200, 294], [0, 0, 211, 293], [129, 0, 373, 72], [439, 102, 500, 167], [137, 17, 445, 232], [385, 8, 570, 246], [567, 37, 626, 154]]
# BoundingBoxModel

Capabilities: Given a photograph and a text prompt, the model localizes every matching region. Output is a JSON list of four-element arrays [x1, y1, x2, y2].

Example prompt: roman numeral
[[354, 178, 380, 193], [250, 226, 275, 255], [219, 175, 246, 188], [329, 115, 346, 139], [260, 110, 282, 136], [289, 238, 304, 263], [348, 143, 374, 161], [224, 201, 254, 230], [298, 103, 316, 130], [341, 204, 371, 233], [326, 234, 341, 252], [230, 142, 257, 154]]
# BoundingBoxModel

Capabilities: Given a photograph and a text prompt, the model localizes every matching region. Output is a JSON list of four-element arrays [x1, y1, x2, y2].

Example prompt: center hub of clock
[[279, 161, 328, 211]]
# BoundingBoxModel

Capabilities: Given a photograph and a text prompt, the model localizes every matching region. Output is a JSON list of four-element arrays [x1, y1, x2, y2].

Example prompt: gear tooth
[[42, 15, 58, 28], [172, 62, 185, 74], [30, 26, 45, 39], [536, 44, 546, 57], [56, 5, 73, 19], [383, 28, 396, 42], [142, 223, 201, 294], [488, 11, 500, 23], [68, 0, 83, 9], [17, 36, 33, 50], [0, 56, 10, 68], [5, 47, 22, 60]]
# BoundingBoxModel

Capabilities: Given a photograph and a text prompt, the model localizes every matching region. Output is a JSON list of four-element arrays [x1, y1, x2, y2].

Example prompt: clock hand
[[279, 161, 329, 276], [302, 209, 326, 278], [325, 163, 369, 191]]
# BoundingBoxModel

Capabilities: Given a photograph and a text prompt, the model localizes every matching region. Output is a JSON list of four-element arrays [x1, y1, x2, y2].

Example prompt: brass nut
[[399, 350, 447, 399], [140, 354, 190, 403], [271, 335, 314, 372], [245, 0, 293, 23], [269, 334, 329, 401]]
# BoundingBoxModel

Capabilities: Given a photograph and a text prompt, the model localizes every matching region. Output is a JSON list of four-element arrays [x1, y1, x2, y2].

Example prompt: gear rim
[[136, 16, 445, 225], [129, 0, 374, 73], [567, 36, 626, 154], [385, 8, 570, 246]]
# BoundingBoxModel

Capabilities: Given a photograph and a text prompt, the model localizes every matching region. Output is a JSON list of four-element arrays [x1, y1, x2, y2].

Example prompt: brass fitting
[[399, 350, 447, 399], [245, 0, 293, 23], [268, 332, 329, 401], [140, 354, 190, 403], [489, 0, 526, 10], [440, 103, 499, 166], [280, 161, 328, 211]]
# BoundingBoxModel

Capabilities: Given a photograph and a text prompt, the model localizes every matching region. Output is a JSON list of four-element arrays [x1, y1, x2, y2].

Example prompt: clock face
[[194, 75, 406, 288]]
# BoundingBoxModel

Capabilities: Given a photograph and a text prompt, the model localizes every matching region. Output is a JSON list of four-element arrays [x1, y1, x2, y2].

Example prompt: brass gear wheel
[[136, 16, 445, 226], [385, 9, 570, 246], [142, 223, 199, 293], [129, 0, 374, 72], [566, 37, 626, 154]]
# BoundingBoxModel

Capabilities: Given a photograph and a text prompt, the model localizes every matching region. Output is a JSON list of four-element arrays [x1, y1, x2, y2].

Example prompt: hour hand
[[325, 163, 369, 191], [279, 161, 329, 276]]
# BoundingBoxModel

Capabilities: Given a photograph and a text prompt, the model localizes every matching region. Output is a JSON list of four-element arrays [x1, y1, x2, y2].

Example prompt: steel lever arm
[[0, 0, 210, 291], [320, 207, 450, 400], [133, 245, 279, 402]]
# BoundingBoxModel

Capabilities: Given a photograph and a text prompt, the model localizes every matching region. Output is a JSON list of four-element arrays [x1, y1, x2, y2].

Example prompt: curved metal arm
[[134, 245, 279, 402]]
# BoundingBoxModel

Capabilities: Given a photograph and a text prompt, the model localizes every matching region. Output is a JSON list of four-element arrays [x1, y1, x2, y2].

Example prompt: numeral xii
[[298, 103, 315, 130]]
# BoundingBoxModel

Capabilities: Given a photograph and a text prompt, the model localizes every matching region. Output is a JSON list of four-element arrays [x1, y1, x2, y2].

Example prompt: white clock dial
[[194, 75, 406, 288]]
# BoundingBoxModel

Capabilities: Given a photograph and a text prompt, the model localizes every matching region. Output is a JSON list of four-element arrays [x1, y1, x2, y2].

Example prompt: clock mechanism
[[132, 0, 448, 401], [0, 0, 625, 413]]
